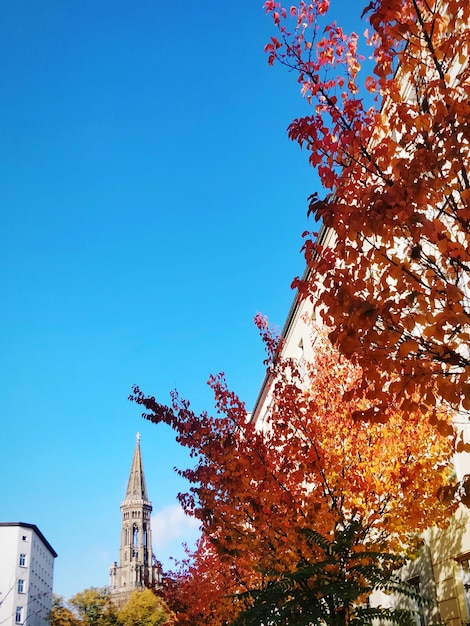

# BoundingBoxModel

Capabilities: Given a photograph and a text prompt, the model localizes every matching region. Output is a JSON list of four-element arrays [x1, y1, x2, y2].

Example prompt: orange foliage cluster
[[264, 0, 470, 431], [163, 537, 251, 626], [131, 319, 456, 624]]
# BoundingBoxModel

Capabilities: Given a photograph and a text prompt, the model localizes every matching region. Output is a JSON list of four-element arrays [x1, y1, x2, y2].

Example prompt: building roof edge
[[0, 522, 58, 557]]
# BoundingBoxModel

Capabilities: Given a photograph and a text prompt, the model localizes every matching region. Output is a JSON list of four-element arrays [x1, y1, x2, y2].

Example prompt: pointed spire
[[124, 432, 149, 501]]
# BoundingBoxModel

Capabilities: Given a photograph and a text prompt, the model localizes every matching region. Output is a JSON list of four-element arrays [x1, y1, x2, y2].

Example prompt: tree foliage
[[163, 536, 252, 626], [49, 595, 81, 626], [265, 0, 470, 435], [49, 588, 173, 626], [67, 588, 117, 626], [232, 522, 425, 626], [131, 317, 456, 624], [118, 589, 174, 626]]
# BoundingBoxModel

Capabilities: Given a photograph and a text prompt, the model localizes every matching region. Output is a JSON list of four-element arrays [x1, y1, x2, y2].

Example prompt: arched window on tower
[[132, 525, 139, 558], [143, 523, 148, 564]]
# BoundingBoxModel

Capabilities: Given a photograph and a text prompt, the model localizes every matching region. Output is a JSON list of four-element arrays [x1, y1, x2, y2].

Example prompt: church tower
[[109, 433, 161, 607]]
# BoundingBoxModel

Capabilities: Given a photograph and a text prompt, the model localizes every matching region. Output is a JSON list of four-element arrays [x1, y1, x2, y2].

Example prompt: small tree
[[48, 595, 81, 626], [118, 589, 174, 626], [68, 588, 117, 626]]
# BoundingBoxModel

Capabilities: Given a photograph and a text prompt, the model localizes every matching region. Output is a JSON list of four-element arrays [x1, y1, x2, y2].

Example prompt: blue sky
[[0, 0, 364, 600]]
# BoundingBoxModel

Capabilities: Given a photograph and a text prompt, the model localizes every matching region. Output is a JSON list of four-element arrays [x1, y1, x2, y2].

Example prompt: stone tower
[[109, 433, 161, 607]]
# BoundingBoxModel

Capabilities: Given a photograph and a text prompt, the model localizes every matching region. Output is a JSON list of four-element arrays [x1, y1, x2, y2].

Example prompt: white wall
[[0, 525, 55, 626]]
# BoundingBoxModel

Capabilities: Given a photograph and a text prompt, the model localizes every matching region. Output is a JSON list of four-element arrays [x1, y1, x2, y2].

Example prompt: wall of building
[[0, 526, 21, 626], [0, 524, 56, 626]]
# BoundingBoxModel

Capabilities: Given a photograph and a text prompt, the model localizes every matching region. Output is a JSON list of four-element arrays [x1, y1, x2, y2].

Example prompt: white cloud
[[151, 504, 201, 568]]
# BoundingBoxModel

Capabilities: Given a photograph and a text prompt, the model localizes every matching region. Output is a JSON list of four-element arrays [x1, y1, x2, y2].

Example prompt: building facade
[[109, 434, 161, 607], [0, 522, 57, 626]]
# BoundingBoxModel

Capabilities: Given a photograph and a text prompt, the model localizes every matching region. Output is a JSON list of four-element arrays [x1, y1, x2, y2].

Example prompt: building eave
[[0, 522, 58, 558]]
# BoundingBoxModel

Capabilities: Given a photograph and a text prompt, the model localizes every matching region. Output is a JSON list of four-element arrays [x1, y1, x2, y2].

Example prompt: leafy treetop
[[131, 316, 456, 623], [265, 0, 470, 436]]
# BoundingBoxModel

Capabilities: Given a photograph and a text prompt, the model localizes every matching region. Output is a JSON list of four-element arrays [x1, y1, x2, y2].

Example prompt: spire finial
[[136, 431, 141, 443]]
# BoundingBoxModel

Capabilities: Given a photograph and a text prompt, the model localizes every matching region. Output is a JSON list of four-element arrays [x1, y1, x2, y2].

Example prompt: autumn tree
[[67, 588, 118, 626], [131, 317, 456, 624], [48, 595, 81, 626], [51, 588, 173, 626], [118, 589, 174, 626], [264, 0, 470, 433]]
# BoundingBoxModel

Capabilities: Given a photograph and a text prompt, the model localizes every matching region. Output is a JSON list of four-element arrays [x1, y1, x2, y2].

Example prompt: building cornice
[[0, 522, 58, 558]]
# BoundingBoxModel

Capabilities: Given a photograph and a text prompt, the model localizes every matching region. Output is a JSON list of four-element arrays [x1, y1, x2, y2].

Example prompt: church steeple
[[125, 432, 148, 501], [109, 434, 161, 607]]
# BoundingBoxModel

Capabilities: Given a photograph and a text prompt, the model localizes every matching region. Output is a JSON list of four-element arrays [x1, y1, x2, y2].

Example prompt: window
[[17, 580, 25, 593], [297, 339, 306, 379], [408, 576, 425, 626], [132, 526, 139, 559], [15, 607, 22, 624], [19, 554, 26, 567], [459, 555, 470, 621]]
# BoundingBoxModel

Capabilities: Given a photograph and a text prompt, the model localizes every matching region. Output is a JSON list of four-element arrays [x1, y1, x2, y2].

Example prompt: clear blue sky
[[0, 0, 364, 600]]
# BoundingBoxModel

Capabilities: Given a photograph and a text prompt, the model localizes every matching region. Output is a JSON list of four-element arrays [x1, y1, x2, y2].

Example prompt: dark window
[[408, 576, 425, 626], [459, 556, 470, 622]]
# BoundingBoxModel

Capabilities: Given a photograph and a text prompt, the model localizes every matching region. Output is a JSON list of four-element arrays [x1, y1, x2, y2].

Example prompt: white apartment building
[[0, 523, 57, 626]]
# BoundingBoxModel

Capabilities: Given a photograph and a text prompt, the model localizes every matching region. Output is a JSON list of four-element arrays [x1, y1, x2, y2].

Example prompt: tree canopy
[[68, 588, 117, 626], [265, 0, 470, 439], [118, 589, 174, 626], [132, 318, 456, 624], [49, 588, 173, 626]]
